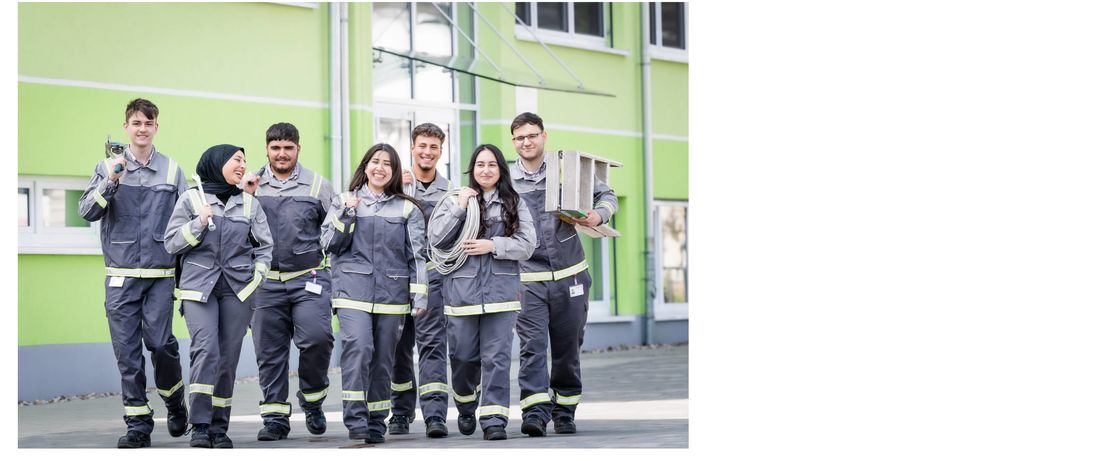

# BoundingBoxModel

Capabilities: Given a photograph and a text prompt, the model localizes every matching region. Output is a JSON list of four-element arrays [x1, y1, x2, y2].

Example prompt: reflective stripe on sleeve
[[595, 200, 616, 216], [410, 283, 427, 295], [92, 188, 107, 208], [478, 405, 509, 417], [418, 382, 450, 396], [181, 223, 199, 246], [236, 270, 263, 302], [260, 403, 292, 415], [520, 392, 550, 409], [157, 380, 184, 398], [391, 381, 414, 392], [342, 390, 365, 401], [189, 383, 214, 395], [212, 396, 232, 408], [178, 290, 203, 302]]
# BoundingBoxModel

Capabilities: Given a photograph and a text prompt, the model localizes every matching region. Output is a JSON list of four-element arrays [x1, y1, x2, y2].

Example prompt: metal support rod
[[640, 2, 656, 346], [496, 1, 587, 89], [470, 2, 546, 85], [431, 2, 503, 76]]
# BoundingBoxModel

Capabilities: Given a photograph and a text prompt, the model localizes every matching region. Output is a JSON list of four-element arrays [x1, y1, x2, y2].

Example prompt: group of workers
[[80, 98, 619, 448]]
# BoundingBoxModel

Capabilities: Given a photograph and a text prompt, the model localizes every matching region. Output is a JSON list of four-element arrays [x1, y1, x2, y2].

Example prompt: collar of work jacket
[[412, 172, 450, 199], [357, 184, 393, 205], [510, 157, 547, 182], [260, 163, 308, 188], [123, 146, 162, 172], [200, 188, 250, 210], [481, 188, 503, 206]]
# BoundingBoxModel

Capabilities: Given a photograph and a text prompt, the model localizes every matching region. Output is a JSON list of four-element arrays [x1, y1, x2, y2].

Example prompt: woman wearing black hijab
[[163, 144, 273, 448]]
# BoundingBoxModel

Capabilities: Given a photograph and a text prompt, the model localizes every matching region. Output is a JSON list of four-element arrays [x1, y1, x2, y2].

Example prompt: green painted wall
[[19, 3, 329, 103], [18, 2, 687, 345]]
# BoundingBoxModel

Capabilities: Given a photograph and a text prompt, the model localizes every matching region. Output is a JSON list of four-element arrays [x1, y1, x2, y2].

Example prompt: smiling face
[[222, 151, 247, 185], [472, 149, 500, 192], [411, 134, 443, 173], [267, 139, 300, 175], [511, 122, 546, 162], [364, 150, 393, 193], [123, 112, 158, 150]]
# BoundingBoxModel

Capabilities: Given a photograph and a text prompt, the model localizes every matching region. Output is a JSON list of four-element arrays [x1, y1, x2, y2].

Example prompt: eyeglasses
[[512, 132, 542, 144]]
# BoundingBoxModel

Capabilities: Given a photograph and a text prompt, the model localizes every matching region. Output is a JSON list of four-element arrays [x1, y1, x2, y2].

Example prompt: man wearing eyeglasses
[[508, 112, 618, 437]]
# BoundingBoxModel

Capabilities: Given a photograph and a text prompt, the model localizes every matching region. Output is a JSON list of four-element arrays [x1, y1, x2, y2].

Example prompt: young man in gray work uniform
[[388, 123, 453, 438], [78, 98, 189, 448], [244, 122, 337, 441], [509, 112, 619, 437]]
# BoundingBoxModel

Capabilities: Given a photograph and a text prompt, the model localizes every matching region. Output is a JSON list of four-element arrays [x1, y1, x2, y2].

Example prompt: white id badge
[[109, 276, 125, 288], [305, 281, 323, 295], [569, 284, 585, 298]]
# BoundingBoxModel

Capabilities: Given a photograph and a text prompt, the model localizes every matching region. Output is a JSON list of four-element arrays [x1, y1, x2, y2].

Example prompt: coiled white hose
[[428, 189, 481, 275]]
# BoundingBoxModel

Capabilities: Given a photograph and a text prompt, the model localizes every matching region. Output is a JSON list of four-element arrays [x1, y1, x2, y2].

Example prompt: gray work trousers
[[390, 274, 448, 421], [338, 309, 405, 435], [105, 276, 185, 434], [516, 272, 592, 423], [182, 276, 253, 434], [448, 310, 518, 430], [251, 271, 334, 431]]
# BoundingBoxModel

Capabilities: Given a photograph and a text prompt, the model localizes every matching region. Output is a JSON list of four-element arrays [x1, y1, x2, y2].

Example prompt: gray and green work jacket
[[408, 174, 453, 274], [509, 158, 618, 283], [322, 186, 428, 314], [253, 164, 335, 279], [79, 147, 186, 278], [163, 190, 274, 303], [427, 189, 537, 316]]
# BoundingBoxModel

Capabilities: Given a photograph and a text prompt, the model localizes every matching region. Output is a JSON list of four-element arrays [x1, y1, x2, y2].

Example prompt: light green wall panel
[[650, 60, 689, 137], [652, 139, 689, 200], [19, 83, 332, 181], [18, 254, 191, 346], [19, 2, 329, 103]]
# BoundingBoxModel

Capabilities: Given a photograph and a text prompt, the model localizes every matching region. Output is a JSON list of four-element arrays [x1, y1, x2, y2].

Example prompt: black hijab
[[196, 144, 245, 203]]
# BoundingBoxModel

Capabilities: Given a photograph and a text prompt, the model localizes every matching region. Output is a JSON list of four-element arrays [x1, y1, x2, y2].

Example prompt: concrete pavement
[[18, 344, 688, 448]]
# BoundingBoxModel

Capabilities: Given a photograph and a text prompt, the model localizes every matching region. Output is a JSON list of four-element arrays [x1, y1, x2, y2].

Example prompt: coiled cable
[[428, 189, 481, 275]]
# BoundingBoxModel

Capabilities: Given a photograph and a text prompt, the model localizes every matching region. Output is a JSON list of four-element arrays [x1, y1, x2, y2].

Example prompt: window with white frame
[[514, 2, 611, 51], [19, 176, 103, 254], [648, 2, 687, 62], [654, 201, 688, 319], [583, 223, 619, 321]]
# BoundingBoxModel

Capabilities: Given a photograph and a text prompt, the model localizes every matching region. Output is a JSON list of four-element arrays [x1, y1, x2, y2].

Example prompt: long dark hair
[[348, 143, 422, 212], [466, 144, 520, 238]]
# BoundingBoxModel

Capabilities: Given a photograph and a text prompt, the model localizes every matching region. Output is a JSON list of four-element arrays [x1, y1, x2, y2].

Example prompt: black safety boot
[[304, 406, 327, 435], [387, 414, 410, 435], [483, 426, 507, 440], [553, 416, 577, 434], [425, 416, 448, 438], [117, 430, 151, 448], [211, 432, 233, 448], [167, 403, 188, 438], [257, 423, 289, 441], [189, 424, 212, 448], [364, 430, 385, 444], [348, 427, 370, 440], [521, 415, 547, 437], [457, 413, 477, 435]]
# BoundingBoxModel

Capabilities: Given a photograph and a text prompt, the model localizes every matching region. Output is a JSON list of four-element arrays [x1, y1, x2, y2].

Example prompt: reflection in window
[[659, 204, 686, 303], [574, 2, 603, 37], [377, 118, 413, 169], [372, 2, 412, 52], [18, 187, 29, 227], [43, 189, 90, 228], [537, 2, 568, 31], [515, 2, 531, 25], [649, 3, 686, 50]]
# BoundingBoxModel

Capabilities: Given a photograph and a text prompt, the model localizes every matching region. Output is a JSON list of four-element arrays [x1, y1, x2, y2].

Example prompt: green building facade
[[17, 2, 688, 401]]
